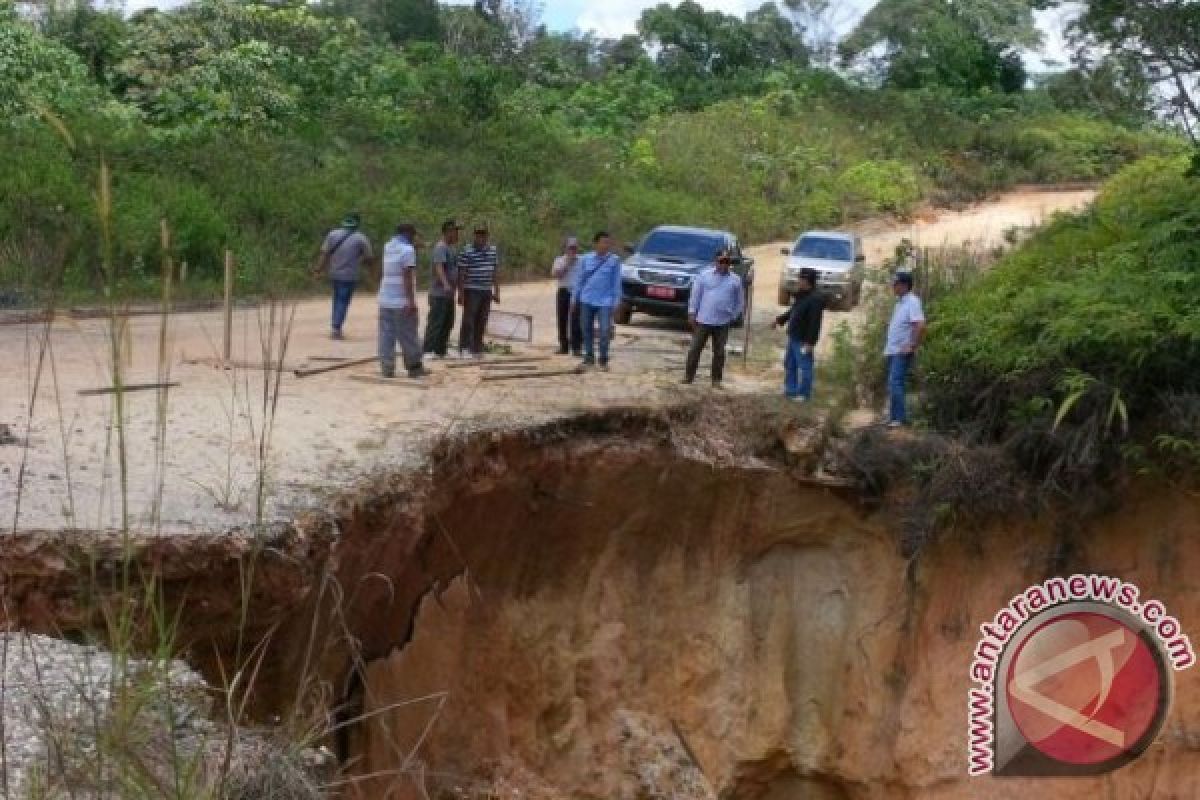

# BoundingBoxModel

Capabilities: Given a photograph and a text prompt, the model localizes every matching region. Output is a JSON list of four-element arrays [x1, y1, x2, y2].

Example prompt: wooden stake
[[222, 249, 234, 362], [293, 355, 378, 378], [742, 287, 754, 365], [180, 260, 188, 284]]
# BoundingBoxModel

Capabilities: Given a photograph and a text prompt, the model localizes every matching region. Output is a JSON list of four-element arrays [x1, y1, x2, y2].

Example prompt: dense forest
[[0, 0, 1193, 300]]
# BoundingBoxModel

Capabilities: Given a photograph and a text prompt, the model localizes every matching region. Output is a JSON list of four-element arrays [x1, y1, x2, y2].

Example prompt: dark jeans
[[784, 338, 815, 399], [888, 353, 913, 423], [424, 294, 455, 356], [378, 307, 423, 376], [556, 287, 583, 353], [331, 279, 356, 332], [458, 289, 493, 355], [580, 303, 613, 364], [686, 323, 730, 383]]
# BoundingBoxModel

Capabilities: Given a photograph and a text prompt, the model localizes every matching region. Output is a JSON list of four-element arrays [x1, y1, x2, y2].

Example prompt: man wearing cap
[[313, 212, 373, 340], [423, 219, 461, 359], [552, 236, 583, 356], [774, 267, 824, 402], [571, 232, 623, 371], [683, 249, 745, 388], [378, 224, 430, 379], [456, 223, 501, 358], [884, 271, 926, 427]]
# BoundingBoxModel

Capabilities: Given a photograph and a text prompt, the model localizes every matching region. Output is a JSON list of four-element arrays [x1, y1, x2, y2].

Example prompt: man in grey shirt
[[423, 219, 461, 358], [313, 212, 373, 340]]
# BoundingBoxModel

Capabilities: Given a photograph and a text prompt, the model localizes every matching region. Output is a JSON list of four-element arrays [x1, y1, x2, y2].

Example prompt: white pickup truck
[[778, 230, 865, 311]]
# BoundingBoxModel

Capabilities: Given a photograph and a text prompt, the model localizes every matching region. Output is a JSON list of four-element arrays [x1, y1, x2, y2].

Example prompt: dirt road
[[0, 189, 1094, 533]]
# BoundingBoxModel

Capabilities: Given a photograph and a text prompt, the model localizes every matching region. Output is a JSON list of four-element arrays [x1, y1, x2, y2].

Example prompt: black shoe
[[557, 346, 569, 355], [408, 366, 431, 379], [681, 377, 694, 385], [381, 369, 395, 379], [571, 349, 582, 357]]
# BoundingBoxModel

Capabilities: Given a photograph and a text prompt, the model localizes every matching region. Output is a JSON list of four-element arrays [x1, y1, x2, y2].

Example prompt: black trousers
[[424, 295, 455, 356], [458, 289, 493, 355], [685, 323, 730, 383], [556, 287, 583, 353]]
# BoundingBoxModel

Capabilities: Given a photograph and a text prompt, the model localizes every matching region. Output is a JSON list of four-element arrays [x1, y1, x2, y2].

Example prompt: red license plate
[[646, 286, 676, 299]]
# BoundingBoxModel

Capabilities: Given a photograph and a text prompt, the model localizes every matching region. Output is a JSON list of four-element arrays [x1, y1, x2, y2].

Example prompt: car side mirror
[[779, 248, 790, 256]]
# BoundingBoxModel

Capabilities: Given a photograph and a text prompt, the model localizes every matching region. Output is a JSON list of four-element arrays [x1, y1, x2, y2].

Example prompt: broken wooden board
[[480, 366, 585, 382], [444, 356, 551, 369], [348, 374, 431, 389], [183, 355, 299, 371], [78, 382, 181, 396], [294, 355, 378, 378]]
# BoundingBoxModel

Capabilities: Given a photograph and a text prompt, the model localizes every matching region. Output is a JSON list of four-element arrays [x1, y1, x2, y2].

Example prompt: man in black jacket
[[775, 267, 824, 401]]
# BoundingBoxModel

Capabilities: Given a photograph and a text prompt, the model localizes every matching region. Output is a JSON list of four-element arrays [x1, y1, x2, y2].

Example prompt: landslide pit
[[6, 403, 1200, 800]]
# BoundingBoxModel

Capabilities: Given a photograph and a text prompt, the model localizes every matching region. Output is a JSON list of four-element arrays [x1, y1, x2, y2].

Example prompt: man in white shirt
[[883, 271, 926, 427], [378, 223, 430, 379]]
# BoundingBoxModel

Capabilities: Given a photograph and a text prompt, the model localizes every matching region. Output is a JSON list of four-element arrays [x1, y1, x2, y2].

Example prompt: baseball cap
[[893, 271, 914, 287]]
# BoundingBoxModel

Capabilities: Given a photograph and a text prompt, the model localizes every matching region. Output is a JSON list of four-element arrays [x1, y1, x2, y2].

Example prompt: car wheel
[[614, 301, 633, 325]]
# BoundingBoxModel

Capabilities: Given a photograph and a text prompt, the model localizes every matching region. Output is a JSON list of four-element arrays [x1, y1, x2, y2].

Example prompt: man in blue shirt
[[884, 271, 926, 427], [571, 231, 622, 371], [684, 250, 745, 389]]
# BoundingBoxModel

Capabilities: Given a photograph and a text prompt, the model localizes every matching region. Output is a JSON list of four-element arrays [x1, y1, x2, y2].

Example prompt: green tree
[[1068, 0, 1200, 143], [0, 2, 108, 117], [317, 0, 441, 44], [37, 0, 128, 84], [840, 0, 1041, 92]]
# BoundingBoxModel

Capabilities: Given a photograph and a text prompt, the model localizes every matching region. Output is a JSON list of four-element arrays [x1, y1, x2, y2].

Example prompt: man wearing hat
[[774, 267, 824, 401], [456, 222, 501, 358], [423, 219, 462, 359], [313, 212, 374, 340], [551, 236, 583, 356], [378, 223, 429, 379], [884, 271, 926, 427]]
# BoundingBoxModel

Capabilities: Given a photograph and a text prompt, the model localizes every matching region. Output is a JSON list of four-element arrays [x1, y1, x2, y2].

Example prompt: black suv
[[616, 225, 755, 326]]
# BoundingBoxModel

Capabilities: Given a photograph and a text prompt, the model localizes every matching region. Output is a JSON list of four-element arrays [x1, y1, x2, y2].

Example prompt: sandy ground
[[0, 188, 1094, 534]]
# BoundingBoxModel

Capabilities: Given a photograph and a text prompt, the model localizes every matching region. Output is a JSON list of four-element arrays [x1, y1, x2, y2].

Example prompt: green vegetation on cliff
[[922, 155, 1200, 484]]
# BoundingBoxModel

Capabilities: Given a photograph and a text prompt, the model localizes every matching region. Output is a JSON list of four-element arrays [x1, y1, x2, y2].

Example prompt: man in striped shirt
[[456, 223, 500, 358]]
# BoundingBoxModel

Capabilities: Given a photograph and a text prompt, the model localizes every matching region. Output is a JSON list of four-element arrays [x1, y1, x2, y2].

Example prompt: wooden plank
[[444, 356, 551, 369], [348, 374, 431, 389], [79, 382, 180, 397], [222, 250, 234, 362], [294, 355, 378, 378], [480, 367, 585, 382], [183, 356, 298, 371]]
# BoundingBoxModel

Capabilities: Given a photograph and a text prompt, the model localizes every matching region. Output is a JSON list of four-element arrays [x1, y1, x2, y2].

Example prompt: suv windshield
[[639, 231, 724, 262], [792, 236, 852, 262]]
